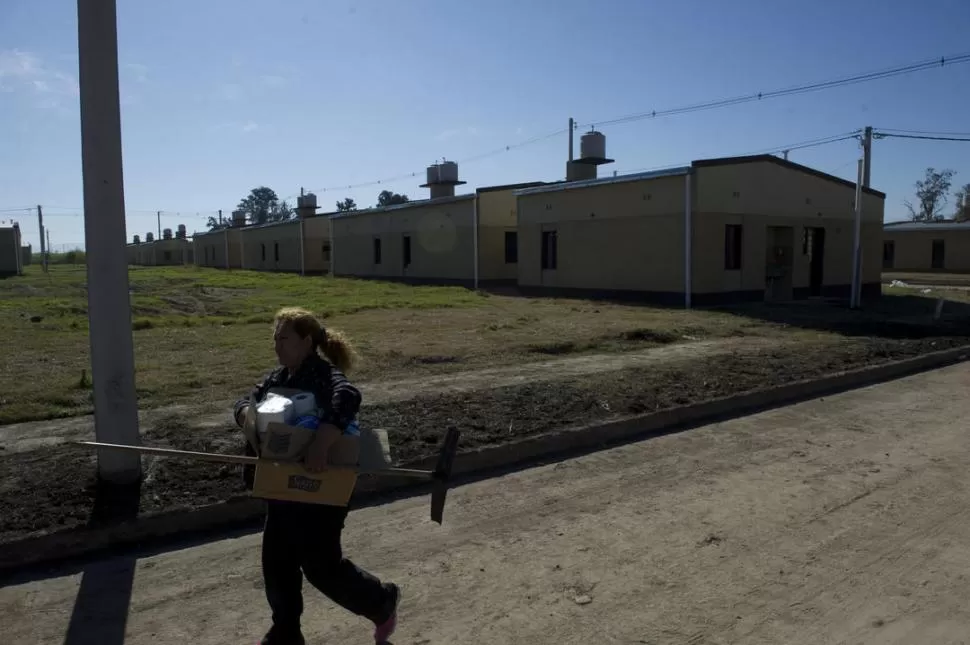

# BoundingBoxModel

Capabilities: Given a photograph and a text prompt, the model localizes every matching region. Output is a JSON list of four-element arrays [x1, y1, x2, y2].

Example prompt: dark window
[[541, 230, 558, 270], [403, 235, 412, 268], [725, 224, 743, 270], [261, 243, 266, 261], [163, 250, 171, 262], [504, 231, 518, 264], [373, 238, 382, 264], [274, 242, 279, 262], [931, 239, 945, 269], [882, 241, 895, 269], [204, 247, 209, 263], [322, 243, 331, 262]]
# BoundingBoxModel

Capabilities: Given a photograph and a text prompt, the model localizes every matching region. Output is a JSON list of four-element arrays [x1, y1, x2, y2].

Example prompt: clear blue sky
[[1, 0, 969, 251]]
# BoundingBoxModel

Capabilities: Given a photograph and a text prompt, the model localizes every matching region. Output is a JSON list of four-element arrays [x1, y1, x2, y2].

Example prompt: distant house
[[127, 225, 193, 266], [0, 224, 24, 276], [515, 154, 885, 305], [882, 221, 970, 273]]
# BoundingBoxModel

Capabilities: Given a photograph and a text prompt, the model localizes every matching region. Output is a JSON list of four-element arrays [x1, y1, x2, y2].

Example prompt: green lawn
[[2, 265, 775, 424], [2, 265, 965, 426]]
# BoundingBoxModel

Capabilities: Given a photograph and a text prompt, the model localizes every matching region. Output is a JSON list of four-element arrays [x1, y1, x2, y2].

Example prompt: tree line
[[206, 187, 410, 230], [905, 168, 969, 222]]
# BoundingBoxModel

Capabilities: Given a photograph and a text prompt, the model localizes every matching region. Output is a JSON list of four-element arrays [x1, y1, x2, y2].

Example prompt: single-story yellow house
[[514, 154, 886, 305], [330, 181, 544, 286], [882, 221, 970, 273]]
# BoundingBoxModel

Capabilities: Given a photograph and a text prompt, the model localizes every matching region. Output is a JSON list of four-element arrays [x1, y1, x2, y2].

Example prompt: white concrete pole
[[77, 0, 142, 483], [472, 193, 479, 290], [684, 171, 693, 309], [850, 158, 863, 309]]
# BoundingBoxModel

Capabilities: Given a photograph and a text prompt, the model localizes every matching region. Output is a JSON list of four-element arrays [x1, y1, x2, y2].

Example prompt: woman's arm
[[327, 367, 362, 431], [304, 366, 362, 472]]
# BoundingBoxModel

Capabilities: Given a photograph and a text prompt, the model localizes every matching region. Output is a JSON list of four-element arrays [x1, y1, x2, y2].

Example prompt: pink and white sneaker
[[373, 583, 400, 644]]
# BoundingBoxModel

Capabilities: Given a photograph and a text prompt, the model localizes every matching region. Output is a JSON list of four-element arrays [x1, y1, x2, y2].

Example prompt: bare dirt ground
[[3, 362, 970, 644], [0, 336, 777, 454], [2, 333, 967, 545]]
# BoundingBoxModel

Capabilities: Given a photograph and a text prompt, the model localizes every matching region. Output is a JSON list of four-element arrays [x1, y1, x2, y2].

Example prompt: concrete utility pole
[[862, 126, 873, 188], [156, 210, 162, 240], [77, 0, 142, 483], [850, 158, 864, 310], [37, 205, 47, 272], [568, 117, 575, 162]]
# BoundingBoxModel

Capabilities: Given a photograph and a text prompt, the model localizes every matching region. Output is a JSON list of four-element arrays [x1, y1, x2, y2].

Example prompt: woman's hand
[[304, 424, 342, 473], [234, 404, 250, 428]]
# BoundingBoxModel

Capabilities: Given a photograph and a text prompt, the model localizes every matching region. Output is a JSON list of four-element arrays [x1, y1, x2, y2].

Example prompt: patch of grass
[[2, 265, 484, 332], [2, 265, 968, 425]]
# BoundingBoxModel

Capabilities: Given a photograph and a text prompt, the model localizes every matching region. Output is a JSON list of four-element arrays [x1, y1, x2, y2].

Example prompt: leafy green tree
[[377, 190, 409, 207], [336, 197, 357, 212], [905, 168, 955, 222], [236, 186, 293, 225]]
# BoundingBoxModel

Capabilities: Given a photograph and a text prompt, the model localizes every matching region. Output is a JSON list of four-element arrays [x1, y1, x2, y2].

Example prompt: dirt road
[[3, 362, 970, 644]]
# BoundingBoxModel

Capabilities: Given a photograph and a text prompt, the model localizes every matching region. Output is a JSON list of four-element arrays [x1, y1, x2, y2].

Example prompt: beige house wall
[[126, 239, 191, 265], [476, 187, 521, 283], [331, 197, 476, 282], [883, 228, 970, 273], [517, 173, 687, 295], [193, 228, 243, 269], [302, 215, 332, 274], [240, 221, 301, 272], [516, 158, 885, 303]]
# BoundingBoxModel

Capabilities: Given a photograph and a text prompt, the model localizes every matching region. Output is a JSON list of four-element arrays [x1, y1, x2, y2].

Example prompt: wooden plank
[[76, 441, 433, 479]]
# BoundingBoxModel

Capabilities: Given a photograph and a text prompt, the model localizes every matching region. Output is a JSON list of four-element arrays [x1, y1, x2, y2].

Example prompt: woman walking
[[234, 307, 400, 645]]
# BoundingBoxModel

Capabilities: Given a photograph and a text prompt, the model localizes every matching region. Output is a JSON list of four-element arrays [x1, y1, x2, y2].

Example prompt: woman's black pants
[[261, 499, 392, 633]]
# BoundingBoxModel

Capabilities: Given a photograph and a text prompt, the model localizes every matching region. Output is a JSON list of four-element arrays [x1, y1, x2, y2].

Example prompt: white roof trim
[[514, 166, 691, 197]]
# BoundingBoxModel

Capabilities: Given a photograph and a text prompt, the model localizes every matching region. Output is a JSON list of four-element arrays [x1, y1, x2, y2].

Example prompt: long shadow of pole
[[62, 557, 136, 645], [62, 478, 141, 645]]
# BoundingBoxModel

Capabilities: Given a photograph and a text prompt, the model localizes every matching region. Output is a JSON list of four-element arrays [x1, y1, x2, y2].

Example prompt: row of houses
[[125, 225, 194, 266], [124, 131, 968, 304]]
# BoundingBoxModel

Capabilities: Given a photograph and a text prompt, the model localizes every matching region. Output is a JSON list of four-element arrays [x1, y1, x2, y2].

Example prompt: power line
[[20, 51, 970, 213], [614, 130, 861, 175], [300, 50, 968, 196], [582, 53, 970, 130], [874, 127, 970, 137], [874, 132, 970, 142], [735, 131, 862, 157]]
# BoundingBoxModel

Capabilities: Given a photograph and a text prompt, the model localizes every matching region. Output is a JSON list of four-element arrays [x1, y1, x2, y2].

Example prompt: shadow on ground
[[62, 557, 137, 645], [487, 285, 970, 342], [716, 295, 970, 341], [60, 479, 144, 645]]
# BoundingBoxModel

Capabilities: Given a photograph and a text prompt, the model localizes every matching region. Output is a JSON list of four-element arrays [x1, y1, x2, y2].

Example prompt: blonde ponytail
[[320, 327, 357, 373]]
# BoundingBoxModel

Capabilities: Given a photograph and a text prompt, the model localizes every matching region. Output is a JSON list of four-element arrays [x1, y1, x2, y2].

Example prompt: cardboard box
[[242, 387, 393, 506], [243, 387, 323, 461], [251, 432, 362, 505]]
